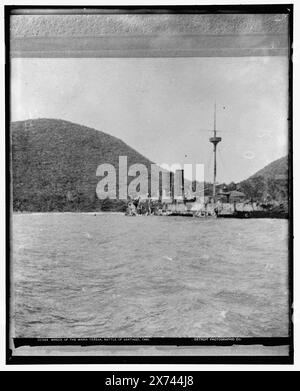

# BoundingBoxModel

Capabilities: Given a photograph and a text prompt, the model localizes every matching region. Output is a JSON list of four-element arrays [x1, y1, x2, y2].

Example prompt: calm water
[[12, 213, 290, 338]]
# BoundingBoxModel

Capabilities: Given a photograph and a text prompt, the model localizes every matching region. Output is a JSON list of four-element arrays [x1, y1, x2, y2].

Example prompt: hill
[[11, 118, 156, 212], [238, 155, 289, 202], [11, 118, 290, 212], [199, 156, 289, 203]]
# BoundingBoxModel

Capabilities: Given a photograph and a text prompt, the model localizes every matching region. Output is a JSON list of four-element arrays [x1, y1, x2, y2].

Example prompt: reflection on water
[[12, 213, 289, 337]]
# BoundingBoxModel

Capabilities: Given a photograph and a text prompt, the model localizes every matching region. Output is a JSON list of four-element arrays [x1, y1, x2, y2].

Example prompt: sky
[[11, 56, 289, 183]]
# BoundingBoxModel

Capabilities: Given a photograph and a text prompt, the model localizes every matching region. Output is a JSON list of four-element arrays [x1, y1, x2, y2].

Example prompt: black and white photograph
[[6, 5, 293, 364]]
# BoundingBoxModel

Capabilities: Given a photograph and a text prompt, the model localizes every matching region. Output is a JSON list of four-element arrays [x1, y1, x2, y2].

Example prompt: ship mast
[[209, 102, 222, 202]]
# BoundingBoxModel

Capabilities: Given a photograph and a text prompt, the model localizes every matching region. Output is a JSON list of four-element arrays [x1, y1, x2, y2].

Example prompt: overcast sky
[[11, 56, 288, 183]]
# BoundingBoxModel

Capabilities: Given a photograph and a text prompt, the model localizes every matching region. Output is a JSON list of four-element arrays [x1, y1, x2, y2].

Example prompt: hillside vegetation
[[238, 155, 289, 202], [12, 118, 154, 212]]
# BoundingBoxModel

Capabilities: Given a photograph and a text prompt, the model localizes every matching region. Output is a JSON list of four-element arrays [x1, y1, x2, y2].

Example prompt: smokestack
[[181, 169, 184, 199], [170, 171, 174, 200], [174, 169, 185, 200]]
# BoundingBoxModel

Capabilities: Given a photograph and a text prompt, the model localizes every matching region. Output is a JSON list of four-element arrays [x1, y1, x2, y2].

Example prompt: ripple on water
[[13, 213, 289, 338]]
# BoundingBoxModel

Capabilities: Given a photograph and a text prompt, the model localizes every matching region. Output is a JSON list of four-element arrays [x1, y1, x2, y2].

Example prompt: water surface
[[12, 213, 289, 338]]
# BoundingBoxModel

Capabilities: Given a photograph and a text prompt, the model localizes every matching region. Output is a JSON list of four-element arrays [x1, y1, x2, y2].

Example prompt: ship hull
[[217, 211, 288, 219]]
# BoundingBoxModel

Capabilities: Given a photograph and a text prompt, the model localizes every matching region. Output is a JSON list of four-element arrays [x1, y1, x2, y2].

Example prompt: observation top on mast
[[209, 135, 222, 145], [209, 102, 222, 145]]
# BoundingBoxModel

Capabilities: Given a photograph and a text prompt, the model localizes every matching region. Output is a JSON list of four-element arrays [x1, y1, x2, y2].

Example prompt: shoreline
[[11, 211, 288, 220], [12, 211, 124, 215]]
